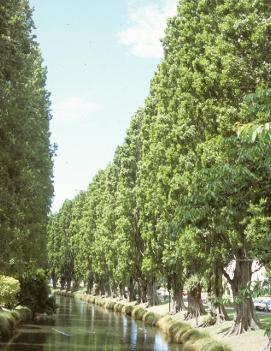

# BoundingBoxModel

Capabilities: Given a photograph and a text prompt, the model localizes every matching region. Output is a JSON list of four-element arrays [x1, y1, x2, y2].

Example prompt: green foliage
[[18, 269, 56, 315], [114, 303, 125, 313], [0, 307, 32, 340], [201, 341, 225, 351], [264, 322, 271, 339], [131, 307, 146, 320], [0, 0, 53, 275], [105, 301, 116, 310], [15, 306, 32, 321], [0, 313, 12, 339], [0, 276, 20, 309], [122, 305, 133, 316], [142, 311, 160, 326], [47, 0, 271, 331]]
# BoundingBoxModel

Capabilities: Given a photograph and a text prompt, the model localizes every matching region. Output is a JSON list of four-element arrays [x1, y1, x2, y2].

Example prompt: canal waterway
[[0, 296, 182, 350]]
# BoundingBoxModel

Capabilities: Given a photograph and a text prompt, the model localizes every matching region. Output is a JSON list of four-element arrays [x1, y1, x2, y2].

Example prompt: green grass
[[259, 314, 271, 328], [143, 311, 160, 326], [131, 307, 146, 320], [122, 305, 133, 316], [0, 307, 32, 340], [105, 301, 116, 310], [114, 303, 124, 312]]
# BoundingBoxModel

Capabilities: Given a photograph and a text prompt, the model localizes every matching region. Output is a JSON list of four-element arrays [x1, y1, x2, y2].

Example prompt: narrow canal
[[0, 296, 182, 350]]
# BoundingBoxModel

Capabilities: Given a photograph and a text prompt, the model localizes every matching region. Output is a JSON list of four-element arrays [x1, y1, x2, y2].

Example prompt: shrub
[[122, 305, 133, 316], [131, 307, 146, 320], [10, 310, 21, 323], [87, 296, 95, 304], [156, 316, 173, 333], [182, 329, 205, 344], [0, 276, 20, 309], [114, 303, 124, 312], [18, 269, 56, 316], [143, 311, 160, 326], [174, 324, 192, 343], [0, 313, 11, 339], [106, 301, 116, 310], [1, 312, 16, 330], [187, 337, 212, 351], [201, 341, 226, 351], [168, 321, 191, 339], [201, 314, 216, 327], [16, 306, 32, 321]]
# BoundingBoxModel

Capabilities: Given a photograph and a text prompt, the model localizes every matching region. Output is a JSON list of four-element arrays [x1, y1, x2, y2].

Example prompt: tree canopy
[[0, 0, 54, 275], [47, 0, 271, 335]]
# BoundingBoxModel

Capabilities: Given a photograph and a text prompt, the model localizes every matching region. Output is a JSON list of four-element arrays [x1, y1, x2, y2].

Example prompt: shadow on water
[[0, 296, 182, 351]]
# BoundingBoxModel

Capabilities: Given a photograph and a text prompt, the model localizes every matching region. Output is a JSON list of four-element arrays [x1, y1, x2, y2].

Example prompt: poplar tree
[[0, 0, 53, 275]]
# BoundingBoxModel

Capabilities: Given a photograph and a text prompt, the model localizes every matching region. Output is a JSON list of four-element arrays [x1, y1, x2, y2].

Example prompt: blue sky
[[29, 0, 177, 212]]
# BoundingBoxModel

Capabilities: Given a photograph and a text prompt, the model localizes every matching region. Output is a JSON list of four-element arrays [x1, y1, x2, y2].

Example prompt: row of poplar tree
[[0, 1, 53, 275], [48, 0, 271, 335]]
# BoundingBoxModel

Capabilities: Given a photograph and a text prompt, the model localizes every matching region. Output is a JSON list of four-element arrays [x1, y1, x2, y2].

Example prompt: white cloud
[[117, 0, 178, 59], [52, 97, 101, 124]]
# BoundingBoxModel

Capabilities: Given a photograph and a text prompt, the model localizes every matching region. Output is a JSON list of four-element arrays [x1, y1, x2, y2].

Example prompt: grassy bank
[[0, 306, 32, 340], [55, 290, 230, 351]]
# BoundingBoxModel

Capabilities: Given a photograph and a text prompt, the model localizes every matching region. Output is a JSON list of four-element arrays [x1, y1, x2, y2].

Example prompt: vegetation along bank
[[48, 3, 271, 351], [56, 290, 231, 351]]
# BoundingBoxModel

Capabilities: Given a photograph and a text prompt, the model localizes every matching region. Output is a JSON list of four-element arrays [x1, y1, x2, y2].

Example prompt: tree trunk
[[209, 266, 229, 324], [261, 337, 271, 351], [100, 281, 105, 296], [52, 275, 57, 289], [92, 282, 100, 296], [66, 279, 71, 291], [225, 257, 261, 335], [171, 289, 186, 314], [146, 279, 160, 307], [72, 279, 80, 291], [138, 279, 147, 303], [87, 276, 93, 294], [110, 283, 118, 298], [104, 281, 111, 297], [118, 283, 126, 299], [60, 277, 65, 290], [128, 277, 136, 302], [185, 284, 206, 323]]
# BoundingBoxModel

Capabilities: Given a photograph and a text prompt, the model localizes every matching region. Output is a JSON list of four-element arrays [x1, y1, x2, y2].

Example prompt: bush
[[143, 311, 160, 326], [131, 307, 146, 320], [122, 305, 133, 316], [18, 269, 56, 316], [105, 301, 116, 310], [10, 310, 21, 323], [0, 276, 20, 309], [156, 316, 173, 334], [168, 320, 190, 338], [201, 341, 226, 351], [114, 303, 124, 312], [174, 324, 192, 343], [1, 312, 16, 330], [16, 306, 32, 321], [182, 329, 207, 344], [0, 313, 11, 339]]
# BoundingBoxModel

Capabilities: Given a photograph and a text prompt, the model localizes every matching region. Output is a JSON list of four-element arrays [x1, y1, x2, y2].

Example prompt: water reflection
[[0, 296, 181, 351]]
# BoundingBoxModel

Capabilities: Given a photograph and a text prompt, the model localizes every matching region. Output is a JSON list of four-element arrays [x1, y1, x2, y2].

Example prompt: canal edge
[[54, 290, 231, 351]]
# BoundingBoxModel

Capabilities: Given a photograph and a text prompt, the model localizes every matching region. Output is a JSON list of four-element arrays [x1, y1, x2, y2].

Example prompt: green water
[[0, 296, 182, 350]]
